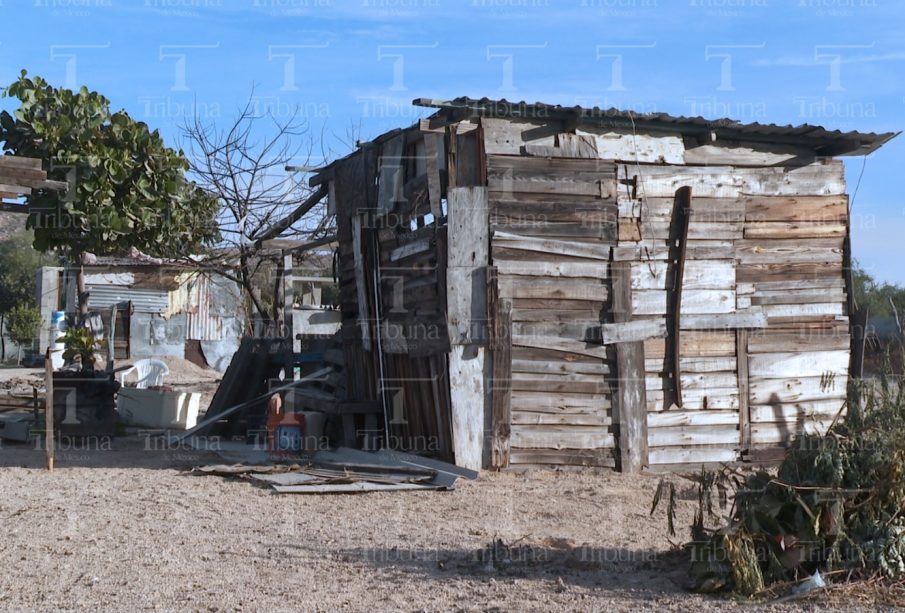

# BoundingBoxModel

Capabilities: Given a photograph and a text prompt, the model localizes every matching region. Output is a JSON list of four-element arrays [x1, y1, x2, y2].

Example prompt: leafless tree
[[181, 94, 334, 324]]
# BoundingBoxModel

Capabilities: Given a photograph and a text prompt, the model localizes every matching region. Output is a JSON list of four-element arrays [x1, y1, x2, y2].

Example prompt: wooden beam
[[488, 267, 511, 470], [447, 186, 490, 471], [611, 260, 647, 473], [665, 186, 692, 408], [737, 329, 750, 452], [252, 185, 328, 243], [352, 215, 371, 352], [258, 234, 336, 252]]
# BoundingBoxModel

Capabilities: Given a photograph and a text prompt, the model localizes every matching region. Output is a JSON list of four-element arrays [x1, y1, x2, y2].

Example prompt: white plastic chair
[[118, 359, 170, 389]]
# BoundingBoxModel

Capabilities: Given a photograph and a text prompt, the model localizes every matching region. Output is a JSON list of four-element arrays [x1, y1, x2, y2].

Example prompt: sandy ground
[[0, 438, 895, 613]]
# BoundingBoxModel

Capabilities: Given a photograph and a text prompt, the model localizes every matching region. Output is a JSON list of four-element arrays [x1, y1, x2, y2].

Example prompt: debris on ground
[[192, 446, 477, 494]]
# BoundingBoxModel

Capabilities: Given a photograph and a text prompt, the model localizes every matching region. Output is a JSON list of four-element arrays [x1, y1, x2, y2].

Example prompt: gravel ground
[[0, 438, 897, 612]]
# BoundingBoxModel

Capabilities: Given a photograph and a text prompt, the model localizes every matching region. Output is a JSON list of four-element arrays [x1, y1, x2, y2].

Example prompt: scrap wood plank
[[736, 262, 844, 283], [480, 116, 558, 156], [611, 260, 647, 472], [680, 311, 767, 330], [648, 410, 739, 428], [272, 481, 447, 494], [632, 289, 736, 316], [511, 358, 609, 376], [448, 344, 486, 471], [499, 275, 609, 302], [511, 334, 608, 360], [734, 238, 843, 265], [748, 398, 846, 423], [600, 319, 666, 344], [648, 445, 739, 466], [744, 222, 846, 239], [352, 215, 371, 351], [0, 156, 42, 170], [492, 231, 611, 260], [737, 329, 751, 450], [748, 376, 847, 404], [744, 195, 848, 223], [510, 390, 611, 413], [647, 356, 738, 373], [683, 142, 813, 166], [447, 186, 489, 345], [423, 131, 445, 217], [630, 259, 735, 291], [750, 420, 836, 444], [491, 220, 616, 241], [747, 350, 849, 379], [488, 267, 512, 469], [507, 447, 615, 467], [510, 425, 614, 450], [573, 129, 685, 164], [623, 161, 846, 198], [645, 330, 736, 358], [511, 411, 610, 427], [648, 425, 740, 448]]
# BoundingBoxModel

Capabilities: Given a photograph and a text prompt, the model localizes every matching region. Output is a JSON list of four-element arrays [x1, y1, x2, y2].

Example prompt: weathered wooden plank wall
[[484, 138, 618, 469], [617, 160, 850, 466]]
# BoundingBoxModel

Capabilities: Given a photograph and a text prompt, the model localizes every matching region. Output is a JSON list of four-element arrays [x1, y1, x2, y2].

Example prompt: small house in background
[[310, 96, 897, 472], [36, 255, 245, 372]]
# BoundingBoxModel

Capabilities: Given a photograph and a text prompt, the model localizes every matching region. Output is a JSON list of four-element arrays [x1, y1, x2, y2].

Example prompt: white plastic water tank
[[49, 311, 66, 370]]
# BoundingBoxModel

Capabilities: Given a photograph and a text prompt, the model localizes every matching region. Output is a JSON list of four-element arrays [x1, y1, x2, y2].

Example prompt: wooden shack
[[308, 97, 897, 472]]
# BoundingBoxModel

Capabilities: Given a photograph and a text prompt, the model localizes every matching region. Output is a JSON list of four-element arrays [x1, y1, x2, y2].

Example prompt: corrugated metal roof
[[413, 96, 898, 156]]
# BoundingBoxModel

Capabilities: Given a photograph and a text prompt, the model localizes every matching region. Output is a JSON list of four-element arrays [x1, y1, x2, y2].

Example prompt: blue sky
[[1, 0, 903, 282]]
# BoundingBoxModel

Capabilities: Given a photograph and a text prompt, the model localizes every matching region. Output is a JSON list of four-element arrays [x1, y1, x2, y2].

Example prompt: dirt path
[[0, 439, 888, 612]]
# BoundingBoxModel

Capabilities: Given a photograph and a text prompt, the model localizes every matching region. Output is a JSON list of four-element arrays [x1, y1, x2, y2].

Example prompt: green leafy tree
[[0, 229, 56, 361], [6, 304, 42, 364], [852, 262, 905, 320], [0, 71, 220, 318]]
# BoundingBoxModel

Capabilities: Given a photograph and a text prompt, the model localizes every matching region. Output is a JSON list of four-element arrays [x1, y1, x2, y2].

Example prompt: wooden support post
[[737, 329, 751, 452], [446, 186, 489, 471], [44, 348, 54, 472], [487, 267, 511, 470], [611, 261, 648, 473], [352, 215, 371, 351]]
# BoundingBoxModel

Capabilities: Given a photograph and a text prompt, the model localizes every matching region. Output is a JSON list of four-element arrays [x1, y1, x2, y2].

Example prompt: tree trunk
[[75, 255, 89, 322], [0, 313, 5, 362]]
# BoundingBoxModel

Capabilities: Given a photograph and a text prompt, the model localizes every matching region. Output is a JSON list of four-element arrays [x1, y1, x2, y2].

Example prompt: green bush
[[6, 305, 42, 363], [655, 371, 905, 597]]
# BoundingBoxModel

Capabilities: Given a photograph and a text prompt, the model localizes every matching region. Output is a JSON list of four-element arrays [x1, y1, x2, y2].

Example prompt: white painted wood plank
[[648, 410, 739, 428], [648, 446, 738, 465], [748, 350, 849, 379], [601, 319, 667, 344], [632, 289, 736, 315], [648, 425, 740, 448], [510, 425, 614, 450], [449, 345, 486, 471], [749, 375, 847, 404], [749, 398, 846, 423]]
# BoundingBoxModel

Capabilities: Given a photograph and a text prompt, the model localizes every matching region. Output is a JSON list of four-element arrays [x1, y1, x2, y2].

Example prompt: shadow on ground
[[329, 540, 692, 596]]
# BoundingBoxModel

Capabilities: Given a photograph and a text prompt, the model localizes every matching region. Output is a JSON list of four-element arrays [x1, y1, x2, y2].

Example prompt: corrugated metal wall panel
[[186, 275, 223, 341], [87, 285, 168, 314]]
